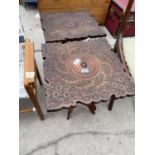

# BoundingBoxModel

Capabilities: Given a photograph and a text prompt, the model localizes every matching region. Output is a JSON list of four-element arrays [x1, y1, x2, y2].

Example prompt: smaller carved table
[[42, 39, 134, 119], [40, 11, 106, 42]]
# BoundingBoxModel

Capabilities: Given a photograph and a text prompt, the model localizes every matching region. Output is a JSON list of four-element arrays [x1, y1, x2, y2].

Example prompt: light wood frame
[[20, 39, 44, 120]]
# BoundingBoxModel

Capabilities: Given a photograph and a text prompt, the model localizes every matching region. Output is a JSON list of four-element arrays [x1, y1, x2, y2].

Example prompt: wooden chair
[[114, 0, 135, 79], [19, 39, 44, 120], [108, 0, 135, 112]]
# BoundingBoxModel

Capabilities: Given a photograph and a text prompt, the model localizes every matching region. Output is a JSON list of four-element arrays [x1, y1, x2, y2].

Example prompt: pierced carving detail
[[42, 39, 134, 111]]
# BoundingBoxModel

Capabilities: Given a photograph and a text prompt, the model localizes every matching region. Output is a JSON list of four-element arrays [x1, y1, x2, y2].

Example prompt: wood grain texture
[[40, 11, 106, 42], [22, 40, 44, 120], [38, 0, 111, 24], [42, 38, 135, 111], [24, 39, 35, 86]]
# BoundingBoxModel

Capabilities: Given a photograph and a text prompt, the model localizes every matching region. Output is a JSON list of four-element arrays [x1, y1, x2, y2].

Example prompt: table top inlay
[[40, 11, 106, 42], [42, 38, 134, 111]]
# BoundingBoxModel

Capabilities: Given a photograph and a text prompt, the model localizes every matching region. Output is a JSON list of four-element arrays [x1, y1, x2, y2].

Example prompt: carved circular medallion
[[66, 54, 101, 78], [63, 20, 78, 29]]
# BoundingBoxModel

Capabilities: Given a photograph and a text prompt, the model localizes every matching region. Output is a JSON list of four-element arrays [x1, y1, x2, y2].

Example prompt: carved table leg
[[87, 102, 96, 114], [108, 95, 115, 111], [67, 106, 74, 120]]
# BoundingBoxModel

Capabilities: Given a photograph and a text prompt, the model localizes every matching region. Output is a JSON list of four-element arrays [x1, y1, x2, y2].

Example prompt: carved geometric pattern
[[40, 11, 106, 42], [42, 39, 135, 111]]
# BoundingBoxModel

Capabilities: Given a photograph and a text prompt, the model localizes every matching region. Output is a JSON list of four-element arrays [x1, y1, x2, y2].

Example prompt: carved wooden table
[[40, 11, 106, 43], [42, 38, 134, 119]]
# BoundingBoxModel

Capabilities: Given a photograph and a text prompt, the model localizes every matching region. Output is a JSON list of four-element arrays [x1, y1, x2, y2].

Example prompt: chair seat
[[123, 37, 135, 81]]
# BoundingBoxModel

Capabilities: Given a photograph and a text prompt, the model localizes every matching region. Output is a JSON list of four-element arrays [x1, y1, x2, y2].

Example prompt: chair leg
[[35, 60, 43, 86], [108, 95, 115, 111], [25, 85, 44, 120], [87, 102, 96, 114], [67, 106, 74, 120]]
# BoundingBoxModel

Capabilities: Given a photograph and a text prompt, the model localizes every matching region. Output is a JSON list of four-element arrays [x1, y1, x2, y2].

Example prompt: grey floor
[[19, 5, 135, 155]]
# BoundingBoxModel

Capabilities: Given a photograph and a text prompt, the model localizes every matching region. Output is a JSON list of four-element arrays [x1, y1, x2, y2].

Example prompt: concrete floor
[[19, 5, 135, 155]]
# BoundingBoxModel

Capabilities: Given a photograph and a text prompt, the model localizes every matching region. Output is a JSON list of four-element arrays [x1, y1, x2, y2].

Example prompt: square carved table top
[[42, 38, 134, 111], [40, 11, 106, 42]]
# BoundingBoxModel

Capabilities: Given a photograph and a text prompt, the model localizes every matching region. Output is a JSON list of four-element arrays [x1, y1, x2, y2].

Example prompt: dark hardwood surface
[[42, 38, 134, 111], [40, 11, 106, 42]]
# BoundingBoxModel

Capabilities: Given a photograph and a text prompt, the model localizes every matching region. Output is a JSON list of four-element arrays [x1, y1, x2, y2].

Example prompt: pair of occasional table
[[40, 11, 134, 119]]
